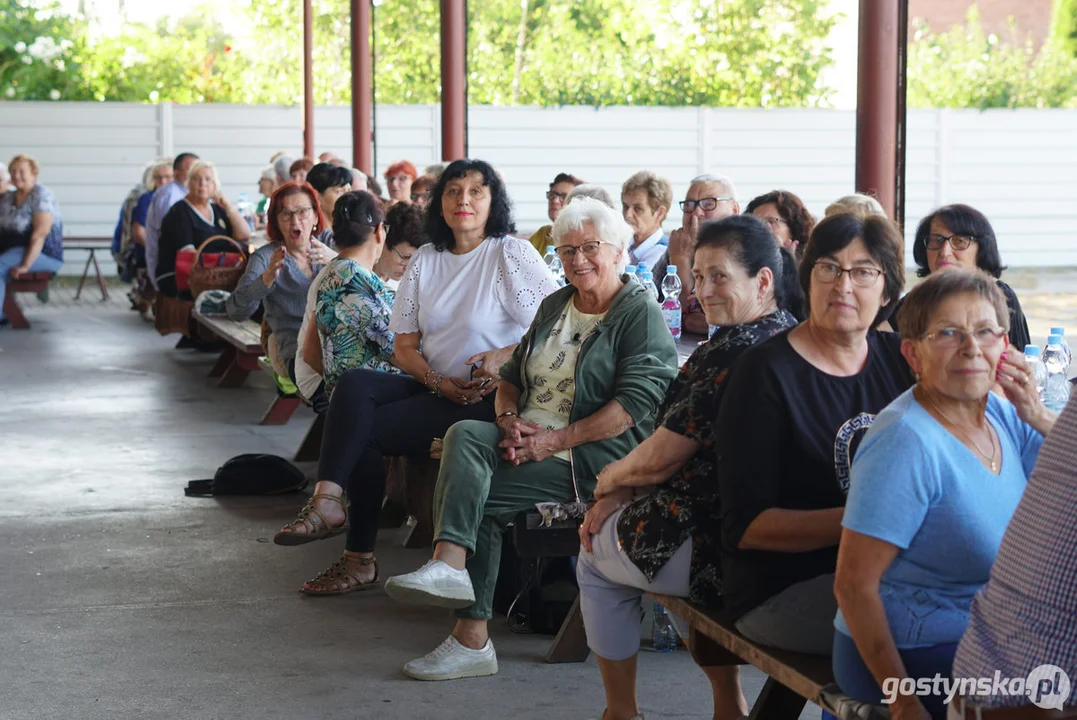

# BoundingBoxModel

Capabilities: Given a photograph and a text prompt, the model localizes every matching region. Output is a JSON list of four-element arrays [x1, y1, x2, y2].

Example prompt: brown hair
[[621, 170, 673, 213], [289, 158, 314, 176], [896, 269, 1009, 341], [8, 153, 40, 177], [745, 189, 816, 259], [266, 182, 325, 244]]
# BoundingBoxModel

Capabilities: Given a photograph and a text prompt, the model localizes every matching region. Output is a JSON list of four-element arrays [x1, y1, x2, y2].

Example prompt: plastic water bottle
[[661, 266, 682, 338], [640, 270, 660, 302], [636, 265, 647, 282], [1025, 345, 1047, 401], [1042, 335, 1071, 412], [543, 245, 565, 286], [624, 264, 637, 280], [1050, 326, 1072, 368], [236, 192, 256, 232], [652, 602, 678, 653]]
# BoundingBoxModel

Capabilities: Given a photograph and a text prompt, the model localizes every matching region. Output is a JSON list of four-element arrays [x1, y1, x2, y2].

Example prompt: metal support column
[[303, 0, 315, 159], [855, 0, 902, 220], [350, 0, 373, 174], [440, 0, 467, 162]]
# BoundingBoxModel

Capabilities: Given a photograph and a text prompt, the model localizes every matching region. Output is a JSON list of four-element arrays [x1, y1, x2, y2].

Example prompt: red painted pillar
[[351, 0, 373, 174], [440, 0, 467, 162], [855, 0, 901, 219], [302, 0, 315, 160]]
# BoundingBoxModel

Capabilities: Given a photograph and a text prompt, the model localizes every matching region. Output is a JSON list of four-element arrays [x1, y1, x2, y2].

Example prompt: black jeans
[[317, 368, 495, 552]]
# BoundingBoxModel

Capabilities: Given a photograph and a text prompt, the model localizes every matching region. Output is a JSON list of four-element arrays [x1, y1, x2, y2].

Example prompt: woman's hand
[[437, 376, 487, 407], [9, 264, 30, 280], [498, 426, 563, 465], [996, 347, 1042, 420], [593, 461, 624, 500], [466, 345, 516, 382], [307, 237, 336, 265], [496, 414, 540, 463], [579, 487, 634, 553], [262, 246, 286, 287]]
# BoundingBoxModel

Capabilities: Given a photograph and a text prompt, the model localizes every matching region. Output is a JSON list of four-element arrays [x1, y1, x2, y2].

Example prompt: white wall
[[1, 102, 1075, 271]]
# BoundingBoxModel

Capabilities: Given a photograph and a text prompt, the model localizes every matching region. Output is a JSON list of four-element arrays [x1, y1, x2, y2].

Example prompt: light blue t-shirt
[[834, 388, 1043, 648]]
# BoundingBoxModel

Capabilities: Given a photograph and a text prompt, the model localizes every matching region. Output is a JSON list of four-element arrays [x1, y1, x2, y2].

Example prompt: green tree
[[1052, 0, 1077, 57], [907, 6, 1077, 109], [0, 0, 87, 101]]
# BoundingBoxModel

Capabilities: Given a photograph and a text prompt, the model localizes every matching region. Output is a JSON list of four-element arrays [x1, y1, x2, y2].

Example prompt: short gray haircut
[[273, 155, 294, 183], [825, 193, 887, 219], [187, 159, 220, 191], [690, 173, 737, 200], [350, 168, 368, 189], [260, 165, 277, 183], [551, 197, 633, 272], [567, 183, 616, 209]]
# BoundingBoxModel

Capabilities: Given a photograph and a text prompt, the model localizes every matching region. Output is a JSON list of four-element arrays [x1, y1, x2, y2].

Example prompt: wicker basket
[[188, 235, 248, 299]]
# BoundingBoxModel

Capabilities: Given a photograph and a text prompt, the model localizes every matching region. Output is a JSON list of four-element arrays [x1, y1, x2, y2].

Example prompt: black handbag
[[184, 454, 309, 496]]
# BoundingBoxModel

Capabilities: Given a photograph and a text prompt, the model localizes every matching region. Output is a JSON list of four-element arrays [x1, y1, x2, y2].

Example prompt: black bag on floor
[[184, 454, 309, 496]]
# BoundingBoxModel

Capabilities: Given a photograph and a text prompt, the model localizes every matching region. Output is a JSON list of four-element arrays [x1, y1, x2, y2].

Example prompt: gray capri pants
[[576, 507, 692, 661]]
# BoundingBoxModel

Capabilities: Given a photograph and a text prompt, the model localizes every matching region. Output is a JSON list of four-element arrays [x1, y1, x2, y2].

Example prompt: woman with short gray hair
[[384, 198, 679, 683]]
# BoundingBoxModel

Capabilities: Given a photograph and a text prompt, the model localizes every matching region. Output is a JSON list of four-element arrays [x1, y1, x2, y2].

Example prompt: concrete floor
[[1, 290, 822, 720]]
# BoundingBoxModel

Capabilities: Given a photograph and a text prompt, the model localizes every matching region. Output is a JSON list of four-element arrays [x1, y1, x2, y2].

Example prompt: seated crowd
[[86, 149, 1073, 719]]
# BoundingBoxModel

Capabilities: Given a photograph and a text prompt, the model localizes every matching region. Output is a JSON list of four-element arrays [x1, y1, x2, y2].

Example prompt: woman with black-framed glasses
[[893, 204, 1030, 350], [832, 269, 1055, 719]]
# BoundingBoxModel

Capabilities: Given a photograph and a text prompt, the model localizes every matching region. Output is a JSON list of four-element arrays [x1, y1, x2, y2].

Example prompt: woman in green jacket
[[384, 197, 679, 682]]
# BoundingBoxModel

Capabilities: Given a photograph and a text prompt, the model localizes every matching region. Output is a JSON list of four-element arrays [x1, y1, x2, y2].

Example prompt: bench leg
[[402, 455, 438, 548], [293, 413, 325, 463], [260, 395, 301, 425], [217, 352, 260, 388], [545, 594, 591, 664], [748, 677, 807, 720], [75, 250, 93, 301], [3, 291, 30, 329], [92, 251, 109, 301], [208, 346, 237, 378], [688, 628, 741, 667]]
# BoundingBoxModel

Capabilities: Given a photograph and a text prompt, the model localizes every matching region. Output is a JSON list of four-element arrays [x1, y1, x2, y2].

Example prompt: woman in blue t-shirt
[[833, 269, 1059, 719]]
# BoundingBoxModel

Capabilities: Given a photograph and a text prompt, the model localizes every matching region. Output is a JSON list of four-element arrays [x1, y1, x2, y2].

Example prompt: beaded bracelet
[[423, 369, 444, 397]]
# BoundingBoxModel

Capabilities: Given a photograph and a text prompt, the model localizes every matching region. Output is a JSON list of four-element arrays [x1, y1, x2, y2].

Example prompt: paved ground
[[1, 286, 820, 720]]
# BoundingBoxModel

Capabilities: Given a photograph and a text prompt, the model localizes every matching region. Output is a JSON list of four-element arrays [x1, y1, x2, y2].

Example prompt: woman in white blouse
[[273, 159, 559, 597]]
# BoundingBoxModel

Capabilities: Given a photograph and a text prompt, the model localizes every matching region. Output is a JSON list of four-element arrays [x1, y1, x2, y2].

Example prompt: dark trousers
[[317, 368, 494, 553]]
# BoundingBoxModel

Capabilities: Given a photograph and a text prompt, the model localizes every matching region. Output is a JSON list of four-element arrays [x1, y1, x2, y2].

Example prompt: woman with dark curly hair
[[273, 159, 558, 598], [894, 204, 1030, 350], [745, 189, 816, 259]]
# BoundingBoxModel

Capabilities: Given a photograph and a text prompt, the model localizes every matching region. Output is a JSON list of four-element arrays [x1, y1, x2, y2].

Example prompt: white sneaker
[[384, 559, 475, 609], [402, 635, 498, 681]]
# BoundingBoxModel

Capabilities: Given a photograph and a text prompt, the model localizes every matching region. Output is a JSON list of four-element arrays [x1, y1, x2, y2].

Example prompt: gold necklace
[[920, 388, 998, 472]]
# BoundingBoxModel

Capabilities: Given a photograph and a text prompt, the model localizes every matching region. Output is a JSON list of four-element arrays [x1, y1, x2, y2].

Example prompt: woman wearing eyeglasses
[[527, 172, 584, 256], [894, 204, 1030, 351], [714, 213, 914, 657], [832, 270, 1055, 720], [384, 198, 678, 682], [226, 182, 332, 380]]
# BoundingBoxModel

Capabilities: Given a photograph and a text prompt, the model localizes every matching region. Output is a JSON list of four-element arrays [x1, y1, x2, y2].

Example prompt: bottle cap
[[667, 265, 677, 273], [1048, 334, 1062, 345], [1050, 326, 1065, 337], [625, 265, 636, 274], [1025, 344, 1040, 356], [546, 246, 554, 253], [642, 270, 653, 279]]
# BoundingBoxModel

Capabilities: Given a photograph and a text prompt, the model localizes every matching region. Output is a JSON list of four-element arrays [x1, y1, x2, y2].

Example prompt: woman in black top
[[889, 204, 1029, 349], [576, 216, 803, 720], [715, 213, 914, 656], [156, 160, 250, 298]]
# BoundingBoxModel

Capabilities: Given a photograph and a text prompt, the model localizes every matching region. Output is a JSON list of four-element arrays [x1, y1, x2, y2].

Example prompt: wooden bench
[[382, 439, 443, 549], [64, 236, 112, 301], [3, 271, 54, 329]]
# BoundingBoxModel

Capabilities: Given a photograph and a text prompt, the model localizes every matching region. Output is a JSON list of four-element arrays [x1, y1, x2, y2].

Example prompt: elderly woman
[[116, 159, 173, 280], [825, 194, 887, 219], [384, 160, 417, 204], [576, 215, 802, 720], [225, 181, 329, 380], [833, 270, 1055, 720], [745, 189, 816, 259], [409, 174, 436, 209], [156, 160, 251, 298], [255, 166, 277, 227], [527, 172, 584, 255], [620, 170, 672, 270], [714, 213, 915, 656], [0, 154, 64, 324], [305, 162, 353, 244], [892, 205, 1030, 351], [568, 183, 616, 209], [273, 159, 557, 589], [382, 197, 678, 682], [289, 158, 313, 185]]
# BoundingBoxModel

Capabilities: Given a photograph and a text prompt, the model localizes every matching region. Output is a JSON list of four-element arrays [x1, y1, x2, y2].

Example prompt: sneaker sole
[[384, 579, 475, 609], [402, 656, 498, 681]]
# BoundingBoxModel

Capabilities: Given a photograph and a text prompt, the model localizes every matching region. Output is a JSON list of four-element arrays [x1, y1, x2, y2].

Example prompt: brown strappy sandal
[[272, 493, 349, 546], [299, 555, 379, 596]]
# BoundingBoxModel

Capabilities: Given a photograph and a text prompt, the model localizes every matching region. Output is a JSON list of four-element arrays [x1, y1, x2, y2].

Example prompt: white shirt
[[628, 227, 667, 270], [145, 180, 187, 287], [389, 235, 558, 380]]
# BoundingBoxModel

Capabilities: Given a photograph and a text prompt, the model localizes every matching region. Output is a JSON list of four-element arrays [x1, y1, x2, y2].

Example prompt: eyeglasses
[[410, 192, 429, 203], [547, 191, 569, 202], [392, 246, 413, 263], [679, 196, 733, 213], [554, 240, 610, 261], [759, 216, 786, 229], [279, 207, 314, 221], [811, 261, 884, 287], [920, 326, 1007, 349], [926, 233, 975, 252]]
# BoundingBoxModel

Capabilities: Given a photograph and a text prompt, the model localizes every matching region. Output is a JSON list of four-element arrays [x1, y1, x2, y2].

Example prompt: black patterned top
[[615, 309, 798, 606]]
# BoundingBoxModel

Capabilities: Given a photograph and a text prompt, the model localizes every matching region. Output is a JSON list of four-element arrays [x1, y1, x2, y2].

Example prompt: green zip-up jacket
[[499, 277, 679, 496]]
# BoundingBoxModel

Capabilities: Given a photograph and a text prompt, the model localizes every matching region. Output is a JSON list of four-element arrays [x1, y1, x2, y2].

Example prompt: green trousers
[[433, 420, 583, 620]]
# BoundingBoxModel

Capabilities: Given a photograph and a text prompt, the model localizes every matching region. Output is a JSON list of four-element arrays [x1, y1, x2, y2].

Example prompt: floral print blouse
[[314, 257, 400, 387], [615, 309, 798, 606]]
